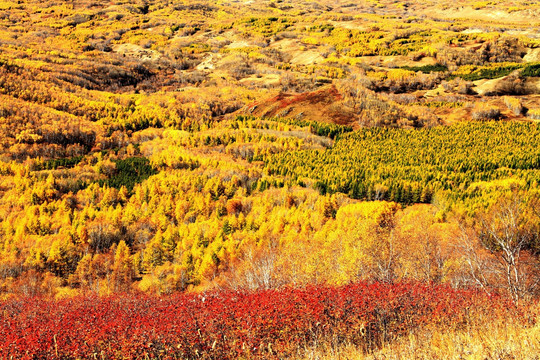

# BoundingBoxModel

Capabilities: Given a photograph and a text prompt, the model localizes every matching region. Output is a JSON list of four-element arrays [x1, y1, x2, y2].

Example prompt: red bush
[[0, 282, 522, 359]]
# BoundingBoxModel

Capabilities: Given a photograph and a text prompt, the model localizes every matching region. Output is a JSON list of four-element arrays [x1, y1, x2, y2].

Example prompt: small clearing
[[270, 39, 324, 65], [524, 49, 540, 63], [196, 53, 220, 71], [112, 44, 161, 61], [473, 77, 506, 96], [239, 73, 281, 86], [226, 41, 252, 49], [290, 50, 324, 65], [430, 7, 538, 23], [243, 85, 357, 127]]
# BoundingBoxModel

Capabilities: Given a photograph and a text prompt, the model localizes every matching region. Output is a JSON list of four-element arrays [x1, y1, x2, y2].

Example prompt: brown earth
[[241, 85, 357, 127]]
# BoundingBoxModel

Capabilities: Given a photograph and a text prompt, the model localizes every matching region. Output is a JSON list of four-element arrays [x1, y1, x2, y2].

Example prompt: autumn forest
[[0, 0, 539, 358]]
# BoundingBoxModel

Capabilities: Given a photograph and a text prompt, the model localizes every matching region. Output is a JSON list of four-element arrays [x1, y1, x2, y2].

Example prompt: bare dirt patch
[[243, 85, 357, 127], [430, 7, 538, 23], [473, 78, 506, 96], [290, 50, 324, 65], [524, 49, 540, 63], [196, 53, 221, 71], [226, 41, 252, 49], [270, 38, 324, 65], [112, 44, 161, 61], [239, 73, 281, 86], [460, 28, 484, 34]]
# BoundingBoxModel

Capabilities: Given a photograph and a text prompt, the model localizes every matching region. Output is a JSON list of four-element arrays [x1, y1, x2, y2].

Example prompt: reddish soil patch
[[243, 85, 356, 128]]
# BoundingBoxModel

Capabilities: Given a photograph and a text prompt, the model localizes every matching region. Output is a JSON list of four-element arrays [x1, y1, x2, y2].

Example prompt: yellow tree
[[111, 240, 135, 292]]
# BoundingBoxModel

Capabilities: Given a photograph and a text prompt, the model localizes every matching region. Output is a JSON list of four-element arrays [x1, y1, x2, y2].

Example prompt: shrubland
[[1, 282, 530, 359]]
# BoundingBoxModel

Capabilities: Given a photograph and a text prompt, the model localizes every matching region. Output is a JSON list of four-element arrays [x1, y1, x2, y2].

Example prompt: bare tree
[[458, 192, 540, 303], [455, 224, 497, 294], [225, 246, 281, 290]]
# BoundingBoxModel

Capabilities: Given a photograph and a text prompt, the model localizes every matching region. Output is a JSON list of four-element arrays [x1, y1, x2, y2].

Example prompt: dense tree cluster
[[265, 121, 540, 204]]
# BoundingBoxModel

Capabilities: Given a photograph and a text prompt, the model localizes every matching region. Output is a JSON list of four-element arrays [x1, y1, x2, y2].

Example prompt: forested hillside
[[1, 0, 540, 358]]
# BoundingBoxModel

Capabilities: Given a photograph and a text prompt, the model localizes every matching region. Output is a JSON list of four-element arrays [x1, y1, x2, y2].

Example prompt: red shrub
[[0, 282, 524, 359]]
